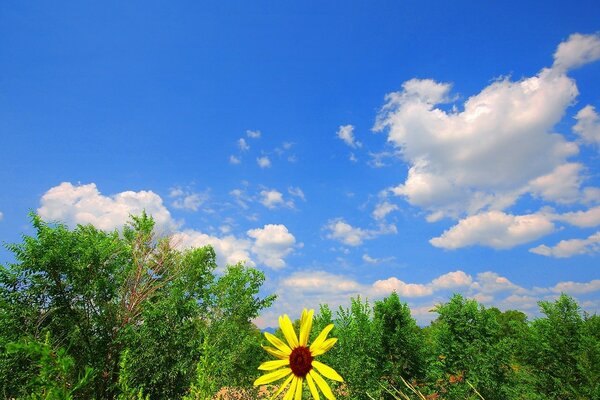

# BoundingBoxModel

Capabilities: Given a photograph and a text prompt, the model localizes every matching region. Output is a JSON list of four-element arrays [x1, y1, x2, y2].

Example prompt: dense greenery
[[1, 214, 599, 399]]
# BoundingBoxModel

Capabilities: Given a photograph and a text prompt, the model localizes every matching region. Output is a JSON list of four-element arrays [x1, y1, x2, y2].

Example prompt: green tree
[[373, 291, 426, 387]]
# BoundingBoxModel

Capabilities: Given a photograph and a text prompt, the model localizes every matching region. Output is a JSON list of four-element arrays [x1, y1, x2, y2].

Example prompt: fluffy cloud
[[530, 231, 600, 258], [238, 138, 250, 151], [373, 34, 600, 238], [172, 230, 253, 267], [372, 277, 433, 297], [247, 224, 296, 269], [573, 105, 600, 148], [551, 279, 600, 294], [246, 130, 261, 139], [38, 182, 179, 233], [324, 218, 397, 246], [169, 187, 208, 212], [430, 211, 555, 249], [257, 156, 271, 168], [372, 201, 399, 220], [552, 205, 600, 227], [553, 32, 600, 72], [336, 124, 362, 148], [430, 270, 473, 289], [259, 189, 294, 209]]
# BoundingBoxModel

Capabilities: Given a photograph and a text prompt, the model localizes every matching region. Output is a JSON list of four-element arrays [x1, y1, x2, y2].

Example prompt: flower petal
[[294, 377, 303, 400], [309, 370, 335, 400], [283, 377, 298, 400], [306, 372, 321, 400], [309, 324, 334, 353], [312, 360, 344, 382], [259, 359, 290, 371], [262, 345, 290, 360], [265, 332, 292, 355], [299, 309, 314, 346], [280, 314, 299, 348], [269, 374, 293, 400], [311, 338, 338, 357], [254, 368, 292, 386]]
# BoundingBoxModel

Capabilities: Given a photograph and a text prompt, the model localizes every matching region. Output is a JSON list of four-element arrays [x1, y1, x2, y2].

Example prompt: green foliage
[[6, 332, 94, 399]]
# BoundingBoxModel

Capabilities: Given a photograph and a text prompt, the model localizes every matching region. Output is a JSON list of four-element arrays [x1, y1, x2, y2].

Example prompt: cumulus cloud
[[553, 32, 600, 72], [238, 138, 250, 151], [246, 129, 261, 139], [371, 34, 600, 236], [430, 270, 473, 289], [229, 155, 241, 164], [172, 230, 253, 267], [325, 218, 397, 246], [573, 105, 600, 148], [38, 182, 179, 233], [552, 205, 600, 227], [336, 125, 362, 148], [551, 279, 600, 294], [247, 224, 296, 269], [372, 277, 433, 297], [259, 189, 294, 209], [169, 187, 208, 212], [257, 156, 271, 168], [530, 231, 600, 258], [372, 201, 399, 220], [430, 211, 555, 249]]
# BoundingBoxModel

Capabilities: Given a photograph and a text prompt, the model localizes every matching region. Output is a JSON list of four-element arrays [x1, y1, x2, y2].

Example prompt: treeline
[[1, 215, 599, 399]]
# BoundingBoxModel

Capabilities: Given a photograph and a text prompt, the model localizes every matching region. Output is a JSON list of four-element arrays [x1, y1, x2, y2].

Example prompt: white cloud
[[551, 279, 600, 294], [0, 211, 3, 221], [288, 186, 306, 201], [553, 32, 600, 72], [430, 270, 473, 289], [238, 138, 250, 151], [172, 230, 253, 267], [573, 105, 600, 148], [324, 218, 397, 246], [336, 125, 362, 148], [247, 130, 261, 139], [552, 205, 600, 227], [229, 155, 241, 164], [374, 37, 597, 221], [259, 189, 293, 209], [430, 211, 555, 249], [38, 182, 179, 233], [362, 253, 395, 264], [169, 187, 208, 212], [372, 277, 433, 297], [230, 188, 250, 210], [247, 224, 296, 269], [470, 271, 522, 294], [372, 201, 399, 220], [530, 231, 600, 258], [257, 156, 271, 168]]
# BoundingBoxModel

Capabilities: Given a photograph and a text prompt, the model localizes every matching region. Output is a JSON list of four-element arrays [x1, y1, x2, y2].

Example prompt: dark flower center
[[289, 346, 313, 377]]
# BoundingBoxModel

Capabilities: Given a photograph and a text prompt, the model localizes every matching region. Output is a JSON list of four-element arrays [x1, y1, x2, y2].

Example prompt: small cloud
[[362, 253, 395, 264], [283, 142, 294, 150], [553, 32, 600, 72], [288, 186, 306, 201], [0, 211, 3, 221], [349, 153, 358, 162], [336, 125, 362, 148], [530, 231, 600, 258], [324, 218, 396, 246], [573, 105, 600, 149], [372, 201, 399, 220], [246, 130, 261, 139], [257, 156, 271, 168], [247, 224, 296, 269], [229, 155, 241, 164], [169, 187, 209, 212], [238, 138, 250, 151], [260, 189, 294, 209]]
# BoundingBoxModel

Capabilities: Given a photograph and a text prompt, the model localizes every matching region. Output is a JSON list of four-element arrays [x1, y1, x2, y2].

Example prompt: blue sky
[[1, 1, 600, 327]]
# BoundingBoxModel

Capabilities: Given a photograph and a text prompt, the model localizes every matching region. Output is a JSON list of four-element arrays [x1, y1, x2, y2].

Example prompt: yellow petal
[[309, 370, 335, 400], [262, 345, 290, 360], [279, 314, 299, 348], [306, 372, 321, 400], [254, 368, 292, 386], [259, 359, 290, 371], [265, 332, 292, 355], [294, 377, 303, 400], [299, 309, 314, 346], [312, 361, 344, 382], [311, 338, 338, 356], [269, 374, 294, 400], [309, 324, 334, 353], [283, 377, 298, 400]]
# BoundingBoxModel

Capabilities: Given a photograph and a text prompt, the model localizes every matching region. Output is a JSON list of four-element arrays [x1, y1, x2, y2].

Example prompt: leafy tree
[[373, 292, 426, 386]]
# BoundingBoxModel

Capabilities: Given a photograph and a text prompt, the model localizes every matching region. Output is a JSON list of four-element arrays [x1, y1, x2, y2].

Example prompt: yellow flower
[[253, 309, 344, 400]]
